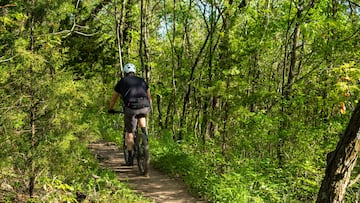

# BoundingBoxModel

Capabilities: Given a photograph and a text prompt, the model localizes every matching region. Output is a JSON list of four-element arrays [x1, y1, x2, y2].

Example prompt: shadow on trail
[[88, 141, 205, 203]]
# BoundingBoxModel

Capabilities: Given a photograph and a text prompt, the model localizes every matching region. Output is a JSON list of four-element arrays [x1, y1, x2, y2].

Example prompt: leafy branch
[[60, 0, 98, 38]]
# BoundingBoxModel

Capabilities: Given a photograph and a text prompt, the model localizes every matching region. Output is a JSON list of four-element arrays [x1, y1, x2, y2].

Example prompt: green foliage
[[151, 118, 344, 202], [1, 0, 360, 202], [1, 70, 145, 202], [30, 158, 147, 203], [151, 132, 261, 202]]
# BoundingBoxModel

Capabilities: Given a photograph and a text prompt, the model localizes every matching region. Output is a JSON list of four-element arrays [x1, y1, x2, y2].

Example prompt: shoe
[[121, 150, 133, 166], [128, 150, 134, 166]]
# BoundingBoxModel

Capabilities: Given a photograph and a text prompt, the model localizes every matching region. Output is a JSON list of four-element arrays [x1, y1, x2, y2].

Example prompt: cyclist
[[108, 63, 152, 166]]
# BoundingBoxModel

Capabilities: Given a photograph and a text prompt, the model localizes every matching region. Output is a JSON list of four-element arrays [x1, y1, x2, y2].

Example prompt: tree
[[317, 102, 360, 202], [0, 0, 96, 199]]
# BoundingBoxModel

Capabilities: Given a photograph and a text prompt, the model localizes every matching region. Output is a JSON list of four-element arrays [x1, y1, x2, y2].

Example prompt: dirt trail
[[88, 141, 204, 203]]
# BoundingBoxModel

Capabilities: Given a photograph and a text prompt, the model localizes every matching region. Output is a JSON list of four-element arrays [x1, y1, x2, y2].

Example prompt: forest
[[1, 0, 360, 202]]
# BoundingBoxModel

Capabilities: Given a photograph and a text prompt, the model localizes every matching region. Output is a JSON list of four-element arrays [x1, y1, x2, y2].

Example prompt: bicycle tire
[[136, 134, 149, 176], [123, 145, 130, 164], [123, 133, 129, 164]]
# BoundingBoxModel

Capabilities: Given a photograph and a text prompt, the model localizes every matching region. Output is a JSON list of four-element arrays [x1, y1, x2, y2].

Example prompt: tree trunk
[[114, 0, 124, 75], [317, 102, 360, 203], [201, 0, 220, 145], [156, 94, 163, 129], [165, 0, 179, 140], [29, 0, 36, 197], [139, 0, 151, 81], [122, 0, 135, 61], [278, 0, 307, 166], [179, 30, 210, 140]]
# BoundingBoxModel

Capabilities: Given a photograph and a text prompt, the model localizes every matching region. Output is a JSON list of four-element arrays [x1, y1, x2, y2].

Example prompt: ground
[[88, 141, 205, 203]]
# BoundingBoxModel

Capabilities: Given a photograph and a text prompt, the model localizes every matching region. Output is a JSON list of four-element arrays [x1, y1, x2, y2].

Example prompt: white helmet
[[124, 63, 136, 73]]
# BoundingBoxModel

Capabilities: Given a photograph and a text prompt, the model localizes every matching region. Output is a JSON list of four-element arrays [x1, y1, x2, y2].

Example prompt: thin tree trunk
[[278, 0, 304, 166], [179, 30, 211, 140], [220, 80, 231, 173], [248, 52, 260, 112], [205, 0, 223, 141], [286, 20, 301, 95], [209, 0, 235, 141], [156, 95, 163, 128], [114, 0, 124, 75], [164, 0, 178, 140], [122, 0, 135, 60], [29, 0, 36, 197], [143, 0, 151, 81], [165, 96, 173, 127], [172, 0, 179, 138], [201, 0, 219, 146], [140, 0, 145, 78]]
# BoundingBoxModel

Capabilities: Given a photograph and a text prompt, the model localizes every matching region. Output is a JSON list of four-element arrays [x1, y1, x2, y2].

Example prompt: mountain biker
[[108, 63, 152, 166]]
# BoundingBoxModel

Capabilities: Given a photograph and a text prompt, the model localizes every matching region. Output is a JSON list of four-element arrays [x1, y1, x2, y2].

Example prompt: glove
[[108, 109, 116, 114]]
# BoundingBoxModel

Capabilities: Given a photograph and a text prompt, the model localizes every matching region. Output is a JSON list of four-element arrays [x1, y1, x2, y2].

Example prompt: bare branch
[[0, 4, 16, 9], [73, 30, 98, 37], [14, 130, 32, 134], [0, 55, 16, 63], [349, 0, 360, 8]]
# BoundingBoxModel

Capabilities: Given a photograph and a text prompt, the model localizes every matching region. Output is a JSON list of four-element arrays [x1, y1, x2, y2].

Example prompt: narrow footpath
[[88, 141, 205, 203]]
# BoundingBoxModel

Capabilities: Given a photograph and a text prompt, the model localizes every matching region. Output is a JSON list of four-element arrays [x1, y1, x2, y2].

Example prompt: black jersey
[[114, 76, 150, 108]]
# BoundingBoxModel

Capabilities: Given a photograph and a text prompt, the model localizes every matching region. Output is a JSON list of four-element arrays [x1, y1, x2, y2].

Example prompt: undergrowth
[[149, 123, 342, 203], [150, 133, 254, 202]]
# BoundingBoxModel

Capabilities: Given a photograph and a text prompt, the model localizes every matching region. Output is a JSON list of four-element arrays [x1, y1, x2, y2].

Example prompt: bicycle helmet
[[124, 63, 136, 73]]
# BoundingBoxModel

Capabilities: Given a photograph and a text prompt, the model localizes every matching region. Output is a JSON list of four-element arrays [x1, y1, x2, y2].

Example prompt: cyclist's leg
[[124, 107, 138, 165], [125, 132, 135, 165], [138, 117, 147, 132], [136, 107, 150, 141], [125, 132, 134, 150], [138, 117, 146, 127]]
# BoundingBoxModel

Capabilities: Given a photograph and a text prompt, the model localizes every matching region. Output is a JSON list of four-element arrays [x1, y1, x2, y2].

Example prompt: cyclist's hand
[[108, 109, 116, 114]]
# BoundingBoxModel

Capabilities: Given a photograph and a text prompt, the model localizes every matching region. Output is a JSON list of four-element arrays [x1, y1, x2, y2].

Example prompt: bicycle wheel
[[136, 133, 149, 176], [123, 132, 129, 164]]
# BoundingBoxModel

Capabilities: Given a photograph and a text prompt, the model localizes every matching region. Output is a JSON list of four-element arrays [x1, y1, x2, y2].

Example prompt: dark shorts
[[124, 107, 150, 133]]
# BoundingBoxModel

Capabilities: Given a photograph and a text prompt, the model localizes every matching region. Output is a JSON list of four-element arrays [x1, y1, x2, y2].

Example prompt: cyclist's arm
[[109, 91, 120, 110]]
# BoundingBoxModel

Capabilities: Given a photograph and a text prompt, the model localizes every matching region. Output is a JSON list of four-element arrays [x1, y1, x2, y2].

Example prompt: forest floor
[[88, 141, 205, 203]]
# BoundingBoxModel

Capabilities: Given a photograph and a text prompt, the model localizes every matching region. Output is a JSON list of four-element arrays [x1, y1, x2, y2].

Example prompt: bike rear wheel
[[123, 133, 130, 164], [136, 134, 149, 176]]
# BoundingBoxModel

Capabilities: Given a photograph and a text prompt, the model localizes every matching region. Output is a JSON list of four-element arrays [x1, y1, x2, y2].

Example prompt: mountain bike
[[111, 110, 149, 176]]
